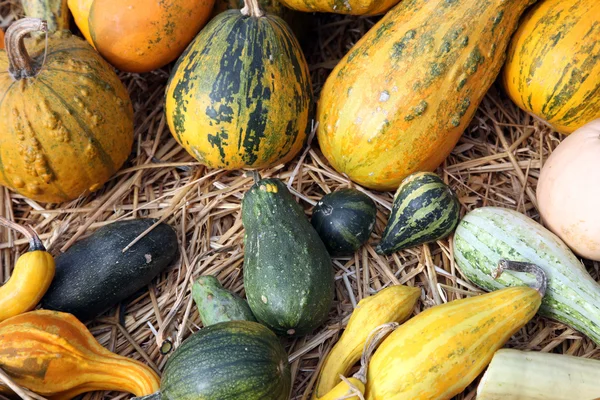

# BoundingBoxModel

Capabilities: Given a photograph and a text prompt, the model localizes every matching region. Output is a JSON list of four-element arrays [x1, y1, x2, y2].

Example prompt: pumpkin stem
[[354, 322, 399, 383], [0, 216, 45, 252], [493, 260, 547, 297], [241, 0, 264, 18], [6, 18, 48, 79], [249, 170, 262, 184]]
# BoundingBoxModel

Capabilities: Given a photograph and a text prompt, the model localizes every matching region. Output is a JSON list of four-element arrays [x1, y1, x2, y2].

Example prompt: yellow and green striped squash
[[366, 284, 542, 399], [317, 0, 536, 191], [165, 8, 312, 170], [503, 0, 600, 135]]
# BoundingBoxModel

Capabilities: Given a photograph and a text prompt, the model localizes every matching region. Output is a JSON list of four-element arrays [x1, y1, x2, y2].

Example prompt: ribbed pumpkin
[[502, 0, 600, 135], [165, 0, 312, 170], [277, 0, 401, 15], [22, 0, 70, 32], [71, 0, 215, 73], [317, 0, 536, 191], [0, 18, 134, 203]]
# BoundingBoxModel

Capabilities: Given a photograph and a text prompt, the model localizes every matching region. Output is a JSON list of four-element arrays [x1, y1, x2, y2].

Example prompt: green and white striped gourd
[[453, 207, 600, 345], [376, 172, 460, 255]]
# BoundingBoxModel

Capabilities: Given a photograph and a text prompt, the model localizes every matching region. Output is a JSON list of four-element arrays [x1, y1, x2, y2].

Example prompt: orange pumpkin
[[75, 0, 216, 73], [0, 29, 4, 50], [0, 18, 134, 203]]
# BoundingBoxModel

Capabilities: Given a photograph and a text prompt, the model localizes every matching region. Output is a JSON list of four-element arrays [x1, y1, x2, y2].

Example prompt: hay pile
[[0, 3, 598, 400]]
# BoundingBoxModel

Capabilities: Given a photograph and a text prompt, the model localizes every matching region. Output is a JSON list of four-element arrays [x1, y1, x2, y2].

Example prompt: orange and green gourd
[[0, 310, 160, 399], [317, 0, 537, 191], [502, 0, 600, 134], [0, 18, 134, 203]]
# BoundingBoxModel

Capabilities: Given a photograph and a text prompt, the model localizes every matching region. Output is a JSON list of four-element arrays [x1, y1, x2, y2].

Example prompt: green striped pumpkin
[[159, 321, 291, 399], [311, 188, 377, 257], [376, 172, 460, 255], [453, 207, 600, 345], [165, 4, 312, 170]]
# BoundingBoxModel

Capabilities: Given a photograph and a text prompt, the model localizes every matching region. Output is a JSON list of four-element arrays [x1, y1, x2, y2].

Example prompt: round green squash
[[376, 172, 460, 255], [159, 321, 291, 400], [311, 188, 377, 257], [165, 1, 312, 170]]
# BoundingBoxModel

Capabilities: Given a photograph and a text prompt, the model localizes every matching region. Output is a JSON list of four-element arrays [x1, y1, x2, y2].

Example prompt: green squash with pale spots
[[311, 188, 377, 257], [242, 176, 334, 336], [377, 172, 460, 255], [165, 5, 312, 170]]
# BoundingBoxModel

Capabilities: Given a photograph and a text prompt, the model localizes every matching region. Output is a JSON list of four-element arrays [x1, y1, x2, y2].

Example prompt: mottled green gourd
[[242, 175, 334, 336], [192, 276, 256, 326], [22, 0, 70, 32], [377, 172, 460, 255], [149, 321, 291, 400], [311, 188, 377, 257]]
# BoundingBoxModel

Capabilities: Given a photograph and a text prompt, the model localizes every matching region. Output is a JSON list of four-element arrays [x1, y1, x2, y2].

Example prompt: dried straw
[[0, 4, 598, 400]]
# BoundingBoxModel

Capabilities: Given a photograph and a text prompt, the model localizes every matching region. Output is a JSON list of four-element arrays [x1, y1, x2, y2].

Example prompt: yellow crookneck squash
[[0, 18, 133, 203], [312, 285, 420, 398], [277, 0, 400, 15], [0, 310, 160, 399], [317, 0, 536, 191], [365, 260, 547, 400], [0, 217, 54, 323], [22, 0, 70, 32], [502, 0, 600, 135]]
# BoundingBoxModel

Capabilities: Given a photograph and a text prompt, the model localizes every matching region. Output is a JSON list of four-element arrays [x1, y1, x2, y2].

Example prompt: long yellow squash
[[0, 217, 54, 323], [312, 285, 420, 398], [317, 0, 536, 191], [366, 260, 546, 400], [502, 0, 600, 134]]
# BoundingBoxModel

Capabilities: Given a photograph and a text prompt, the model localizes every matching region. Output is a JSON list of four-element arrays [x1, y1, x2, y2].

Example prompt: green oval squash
[[242, 176, 334, 336], [41, 219, 179, 321], [376, 172, 460, 255], [160, 321, 291, 400], [192, 275, 256, 326], [453, 207, 600, 345], [311, 188, 377, 257], [165, 5, 312, 170]]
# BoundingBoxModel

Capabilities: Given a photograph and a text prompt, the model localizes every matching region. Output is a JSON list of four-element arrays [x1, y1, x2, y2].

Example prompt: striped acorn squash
[[317, 0, 535, 191], [453, 207, 600, 345], [502, 0, 600, 135], [366, 261, 546, 399], [154, 321, 291, 400], [165, 1, 312, 170], [276, 0, 401, 15], [376, 172, 460, 255], [0, 19, 133, 203], [22, 0, 70, 32]]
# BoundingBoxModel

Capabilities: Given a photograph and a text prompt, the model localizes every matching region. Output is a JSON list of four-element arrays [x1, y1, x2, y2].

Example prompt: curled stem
[[493, 260, 547, 297], [354, 322, 399, 383], [6, 18, 48, 79], [0, 216, 45, 251]]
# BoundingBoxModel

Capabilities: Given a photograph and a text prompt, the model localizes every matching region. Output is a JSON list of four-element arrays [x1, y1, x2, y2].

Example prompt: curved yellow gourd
[[0, 310, 160, 399], [313, 285, 420, 398], [0, 217, 55, 323], [67, 0, 94, 46], [503, 0, 600, 134], [366, 261, 546, 400], [319, 378, 365, 400]]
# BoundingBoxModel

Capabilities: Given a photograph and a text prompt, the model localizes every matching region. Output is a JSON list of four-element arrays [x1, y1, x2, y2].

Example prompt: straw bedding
[[0, 3, 598, 400]]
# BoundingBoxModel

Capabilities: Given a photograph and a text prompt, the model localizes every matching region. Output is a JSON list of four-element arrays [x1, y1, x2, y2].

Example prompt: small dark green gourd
[[192, 276, 256, 326], [311, 188, 377, 257], [376, 172, 460, 255], [242, 174, 334, 336]]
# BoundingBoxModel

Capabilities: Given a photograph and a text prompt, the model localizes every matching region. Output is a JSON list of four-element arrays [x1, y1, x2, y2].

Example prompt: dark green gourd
[[153, 321, 291, 400], [242, 176, 334, 336], [41, 219, 178, 321], [192, 275, 256, 326], [311, 188, 377, 257], [376, 172, 460, 255]]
